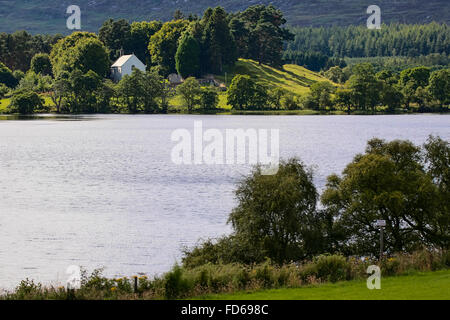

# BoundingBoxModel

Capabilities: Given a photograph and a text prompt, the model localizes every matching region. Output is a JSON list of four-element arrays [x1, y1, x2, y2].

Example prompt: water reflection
[[0, 114, 101, 121]]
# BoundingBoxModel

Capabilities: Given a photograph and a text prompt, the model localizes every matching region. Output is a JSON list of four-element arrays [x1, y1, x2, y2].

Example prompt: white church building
[[111, 54, 146, 82]]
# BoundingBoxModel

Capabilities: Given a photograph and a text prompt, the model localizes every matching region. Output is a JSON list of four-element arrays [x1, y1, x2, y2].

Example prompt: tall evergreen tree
[[202, 7, 236, 74], [175, 33, 200, 78]]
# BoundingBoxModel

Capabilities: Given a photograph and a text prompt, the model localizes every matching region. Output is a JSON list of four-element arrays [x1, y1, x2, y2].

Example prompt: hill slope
[[0, 0, 448, 34], [219, 59, 332, 96], [170, 59, 334, 110]]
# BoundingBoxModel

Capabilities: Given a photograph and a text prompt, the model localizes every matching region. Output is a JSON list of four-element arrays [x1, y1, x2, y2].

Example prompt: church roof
[[112, 55, 135, 67]]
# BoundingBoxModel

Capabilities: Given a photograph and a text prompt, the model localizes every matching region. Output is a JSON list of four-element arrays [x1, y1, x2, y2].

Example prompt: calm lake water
[[0, 114, 449, 288]]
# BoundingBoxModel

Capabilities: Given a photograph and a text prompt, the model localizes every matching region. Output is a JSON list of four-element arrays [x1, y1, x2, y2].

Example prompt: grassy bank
[[1, 250, 448, 300], [197, 270, 450, 300]]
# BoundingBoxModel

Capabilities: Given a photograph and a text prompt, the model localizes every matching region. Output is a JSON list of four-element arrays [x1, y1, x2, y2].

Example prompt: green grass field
[[217, 58, 333, 96], [197, 270, 450, 300], [0, 98, 10, 113]]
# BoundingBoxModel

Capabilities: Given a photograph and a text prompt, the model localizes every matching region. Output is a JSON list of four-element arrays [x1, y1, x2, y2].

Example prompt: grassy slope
[[219, 59, 332, 96], [0, 0, 448, 34], [198, 270, 450, 300], [0, 98, 10, 113], [170, 58, 333, 110]]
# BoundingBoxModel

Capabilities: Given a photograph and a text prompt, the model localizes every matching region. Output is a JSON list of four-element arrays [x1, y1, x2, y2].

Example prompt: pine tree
[[175, 33, 200, 78]]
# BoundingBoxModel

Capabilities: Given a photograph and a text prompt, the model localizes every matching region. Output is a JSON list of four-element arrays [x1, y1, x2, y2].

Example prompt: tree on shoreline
[[183, 137, 449, 267]]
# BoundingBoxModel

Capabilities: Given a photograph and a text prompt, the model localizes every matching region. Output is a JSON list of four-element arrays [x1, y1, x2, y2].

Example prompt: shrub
[[302, 254, 350, 283], [8, 89, 43, 114], [13, 279, 43, 300], [199, 88, 219, 110], [164, 265, 190, 299], [281, 93, 300, 110]]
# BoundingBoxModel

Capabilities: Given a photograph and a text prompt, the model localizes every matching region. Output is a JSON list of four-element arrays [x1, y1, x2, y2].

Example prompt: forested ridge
[[286, 23, 450, 58], [0, 0, 449, 34]]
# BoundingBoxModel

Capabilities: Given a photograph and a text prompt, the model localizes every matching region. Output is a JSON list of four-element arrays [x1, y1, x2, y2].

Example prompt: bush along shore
[[1, 249, 448, 300]]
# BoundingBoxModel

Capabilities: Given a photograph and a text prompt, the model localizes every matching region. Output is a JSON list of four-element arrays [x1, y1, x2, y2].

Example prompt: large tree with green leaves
[[347, 63, 382, 112], [148, 20, 189, 76], [202, 7, 236, 74], [321, 137, 449, 256], [227, 74, 268, 110], [30, 53, 52, 75], [228, 159, 321, 264], [399, 66, 431, 108], [117, 68, 164, 113], [50, 32, 110, 77], [130, 21, 162, 66], [232, 5, 293, 67], [175, 34, 200, 78], [99, 19, 132, 61], [176, 77, 201, 111], [428, 69, 450, 107], [0, 61, 18, 88]]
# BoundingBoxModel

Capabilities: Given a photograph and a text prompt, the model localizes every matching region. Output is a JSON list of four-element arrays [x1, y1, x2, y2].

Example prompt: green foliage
[[70, 38, 111, 77], [8, 89, 43, 114], [227, 74, 269, 110], [117, 68, 164, 113], [1, 250, 448, 300], [288, 23, 450, 58], [148, 20, 190, 76], [164, 265, 190, 299], [229, 159, 320, 264], [50, 32, 110, 77], [308, 81, 336, 110], [99, 19, 132, 61], [202, 7, 237, 73], [177, 77, 201, 111], [0, 83, 8, 98], [333, 88, 354, 114], [322, 137, 450, 256], [199, 87, 219, 110], [175, 34, 200, 78], [130, 21, 163, 66], [30, 53, 52, 76], [231, 5, 292, 68], [345, 54, 450, 73], [347, 63, 382, 112], [50, 32, 96, 75], [17, 71, 52, 93], [0, 61, 18, 88], [176, 77, 201, 111], [323, 66, 347, 83], [400, 67, 431, 90], [428, 69, 450, 107], [0, 31, 62, 72], [280, 93, 300, 110], [301, 255, 350, 283], [284, 51, 346, 72]]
